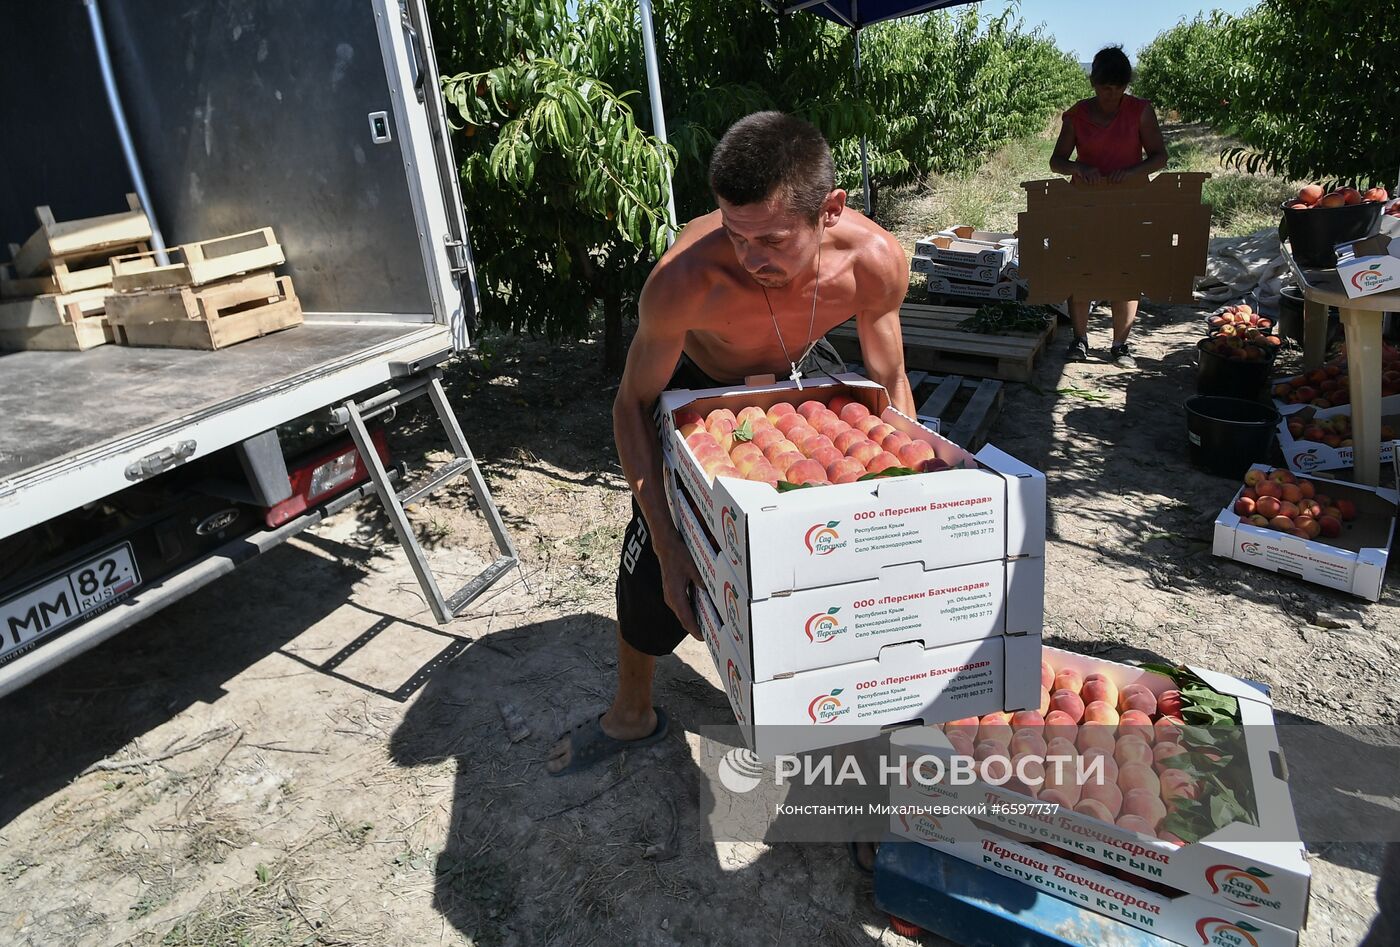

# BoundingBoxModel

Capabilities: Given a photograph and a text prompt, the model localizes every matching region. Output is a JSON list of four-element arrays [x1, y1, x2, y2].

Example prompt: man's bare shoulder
[[844, 213, 908, 303], [642, 212, 737, 311]]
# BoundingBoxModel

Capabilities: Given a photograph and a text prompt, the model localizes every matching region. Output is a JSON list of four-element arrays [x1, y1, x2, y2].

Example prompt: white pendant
[[790, 363, 804, 390]]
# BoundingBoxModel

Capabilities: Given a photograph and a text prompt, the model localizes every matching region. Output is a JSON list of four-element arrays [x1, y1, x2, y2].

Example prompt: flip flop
[[548, 707, 670, 777]]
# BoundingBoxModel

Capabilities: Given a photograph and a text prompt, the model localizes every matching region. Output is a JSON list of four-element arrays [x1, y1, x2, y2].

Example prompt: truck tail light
[[264, 427, 390, 528]]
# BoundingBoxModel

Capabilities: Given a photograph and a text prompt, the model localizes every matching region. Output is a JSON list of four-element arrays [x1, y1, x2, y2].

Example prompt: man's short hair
[[1090, 46, 1133, 87], [708, 111, 834, 223]]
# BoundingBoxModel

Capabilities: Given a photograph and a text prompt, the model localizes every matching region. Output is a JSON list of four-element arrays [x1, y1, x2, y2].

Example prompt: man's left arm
[[855, 238, 916, 418]]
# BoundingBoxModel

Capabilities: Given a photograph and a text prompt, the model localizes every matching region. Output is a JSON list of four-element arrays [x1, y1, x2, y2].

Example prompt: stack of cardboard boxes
[[913, 227, 1020, 302], [659, 374, 1046, 756]]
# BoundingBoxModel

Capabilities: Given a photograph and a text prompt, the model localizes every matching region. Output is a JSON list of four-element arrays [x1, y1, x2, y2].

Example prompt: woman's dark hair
[[708, 111, 834, 223], [1090, 46, 1133, 87]]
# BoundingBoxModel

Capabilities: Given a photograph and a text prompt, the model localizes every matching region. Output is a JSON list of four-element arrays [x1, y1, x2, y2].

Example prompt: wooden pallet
[[111, 227, 286, 292], [112, 274, 303, 350], [10, 193, 153, 278], [0, 317, 117, 352], [828, 302, 1054, 383], [0, 263, 56, 299], [844, 364, 1004, 451]]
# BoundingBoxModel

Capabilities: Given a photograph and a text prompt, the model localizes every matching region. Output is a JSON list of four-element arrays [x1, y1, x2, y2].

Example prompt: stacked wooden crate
[[105, 227, 302, 349], [0, 194, 152, 351]]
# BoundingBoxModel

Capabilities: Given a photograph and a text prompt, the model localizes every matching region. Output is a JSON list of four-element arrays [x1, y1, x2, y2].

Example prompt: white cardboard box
[[889, 645, 1311, 931], [925, 274, 1018, 301], [1334, 232, 1400, 299], [1212, 463, 1397, 601], [671, 472, 1044, 681], [934, 227, 1019, 262], [910, 256, 1004, 285], [694, 583, 1040, 757], [659, 375, 1046, 601], [914, 233, 1015, 269], [888, 795, 1300, 946], [1277, 406, 1399, 473]]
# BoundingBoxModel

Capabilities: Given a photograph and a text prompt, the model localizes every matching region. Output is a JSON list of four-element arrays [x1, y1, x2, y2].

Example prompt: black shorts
[[617, 339, 847, 657]]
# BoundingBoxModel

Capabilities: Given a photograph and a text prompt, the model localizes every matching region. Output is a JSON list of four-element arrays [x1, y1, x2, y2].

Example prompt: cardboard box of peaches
[[1214, 464, 1398, 601], [660, 374, 1045, 756], [888, 645, 1309, 940]]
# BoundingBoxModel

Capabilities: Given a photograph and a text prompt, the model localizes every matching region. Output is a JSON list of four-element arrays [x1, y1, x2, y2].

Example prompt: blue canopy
[[764, 0, 978, 30]]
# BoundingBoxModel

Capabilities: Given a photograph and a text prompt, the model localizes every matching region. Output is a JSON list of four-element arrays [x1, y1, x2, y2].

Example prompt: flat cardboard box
[[911, 257, 1004, 285], [695, 583, 1040, 757], [1017, 173, 1211, 304], [925, 274, 1018, 300], [670, 471, 1044, 682], [890, 645, 1311, 930], [913, 234, 1014, 270], [1334, 232, 1400, 299], [934, 226, 1019, 261], [659, 375, 1046, 600], [888, 803, 1300, 946], [1277, 404, 1399, 473], [1212, 463, 1397, 601]]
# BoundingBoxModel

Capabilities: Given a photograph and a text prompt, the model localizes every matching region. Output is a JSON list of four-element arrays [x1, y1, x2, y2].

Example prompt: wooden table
[[1282, 240, 1400, 486]]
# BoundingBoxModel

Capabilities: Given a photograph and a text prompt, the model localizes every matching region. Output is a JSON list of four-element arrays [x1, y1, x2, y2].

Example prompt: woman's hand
[[1073, 162, 1103, 185], [1107, 168, 1130, 184]]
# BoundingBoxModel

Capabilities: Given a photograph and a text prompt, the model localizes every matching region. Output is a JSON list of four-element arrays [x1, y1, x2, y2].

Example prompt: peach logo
[[807, 689, 849, 723], [1290, 449, 1322, 469], [722, 581, 743, 644], [1240, 541, 1262, 556], [1350, 263, 1388, 292], [804, 607, 846, 643], [1205, 865, 1279, 910], [1195, 917, 1262, 946], [726, 659, 746, 724], [721, 506, 741, 566], [803, 520, 845, 555]]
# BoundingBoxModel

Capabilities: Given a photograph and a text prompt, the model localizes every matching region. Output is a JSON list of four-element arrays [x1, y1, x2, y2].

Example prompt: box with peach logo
[[658, 374, 1045, 602], [693, 582, 1040, 758], [670, 470, 1043, 682], [886, 644, 1310, 930], [1212, 463, 1397, 601], [886, 798, 1301, 946]]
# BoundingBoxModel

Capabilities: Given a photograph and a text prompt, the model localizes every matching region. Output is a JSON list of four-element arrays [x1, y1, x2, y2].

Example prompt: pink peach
[[1040, 661, 1055, 691], [1080, 674, 1119, 708], [784, 459, 828, 486], [1045, 736, 1079, 762], [1043, 710, 1078, 744], [1157, 689, 1184, 717], [1053, 668, 1084, 695], [946, 730, 976, 759], [752, 427, 787, 451], [1049, 689, 1085, 723], [979, 711, 1014, 745], [817, 417, 850, 440], [845, 440, 882, 466], [1120, 789, 1167, 830], [1159, 769, 1199, 808], [1010, 728, 1048, 759], [898, 440, 937, 470], [1116, 814, 1156, 836], [1153, 716, 1185, 745], [833, 429, 867, 454], [865, 451, 901, 474], [881, 431, 913, 454], [796, 400, 826, 421], [1074, 799, 1116, 824], [865, 422, 895, 445], [1117, 763, 1161, 798], [1118, 683, 1157, 716], [1118, 709, 1155, 743], [1076, 725, 1116, 756], [1078, 746, 1119, 786], [1010, 710, 1045, 731], [944, 717, 980, 739], [766, 402, 797, 424], [773, 413, 807, 436], [1152, 742, 1188, 773], [1038, 687, 1052, 717], [838, 402, 872, 425], [827, 458, 867, 484], [854, 415, 883, 435], [975, 739, 1010, 762], [1113, 736, 1153, 768], [810, 445, 845, 470], [1082, 701, 1120, 726]]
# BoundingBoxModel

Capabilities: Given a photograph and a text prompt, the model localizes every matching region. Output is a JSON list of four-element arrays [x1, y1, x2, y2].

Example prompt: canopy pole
[[84, 0, 170, 264], [639, 0, 677, 246], [854, 26, 872, 216]]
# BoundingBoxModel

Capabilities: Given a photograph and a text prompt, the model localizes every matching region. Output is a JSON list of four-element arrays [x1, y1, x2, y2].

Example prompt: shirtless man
[[548, 111, 915, 775]]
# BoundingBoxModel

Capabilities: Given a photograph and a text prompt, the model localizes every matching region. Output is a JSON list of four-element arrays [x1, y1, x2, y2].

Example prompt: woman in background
[[1050, 45, 1169, 368]]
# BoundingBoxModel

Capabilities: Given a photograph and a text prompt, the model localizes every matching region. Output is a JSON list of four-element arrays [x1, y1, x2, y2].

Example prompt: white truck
[[0, 0, 517, 695]]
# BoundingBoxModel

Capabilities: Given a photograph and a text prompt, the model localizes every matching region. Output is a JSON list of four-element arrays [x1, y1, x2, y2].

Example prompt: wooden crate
[[49, 240, 151, 293], [10, 193, 153, 278], [0, 288, 113, 352], [111, 227, 285, 292], [828, 302, 1054, 383], [0, 263, 57, 299], [113, 274, 303, 350]]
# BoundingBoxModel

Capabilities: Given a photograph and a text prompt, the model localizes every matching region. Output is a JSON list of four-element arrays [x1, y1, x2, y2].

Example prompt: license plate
[[0, 543, 141, 668]]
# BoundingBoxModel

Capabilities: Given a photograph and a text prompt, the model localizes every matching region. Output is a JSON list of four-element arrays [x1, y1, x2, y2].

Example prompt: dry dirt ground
[[3, 306, 1398, 946]]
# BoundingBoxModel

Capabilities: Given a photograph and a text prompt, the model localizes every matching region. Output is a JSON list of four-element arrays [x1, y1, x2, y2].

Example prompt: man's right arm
[[613, 255, 706, 639]]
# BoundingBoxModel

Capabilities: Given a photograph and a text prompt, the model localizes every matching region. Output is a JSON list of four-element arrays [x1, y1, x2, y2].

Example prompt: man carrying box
[[548, 111, 916, 775]]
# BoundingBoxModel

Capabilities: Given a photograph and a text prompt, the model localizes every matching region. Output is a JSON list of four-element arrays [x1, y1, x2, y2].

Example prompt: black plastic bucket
[[1195, 338, 1276, 401], [1279, 200, 1383, 267], [1184, 396, 1280, 478]]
